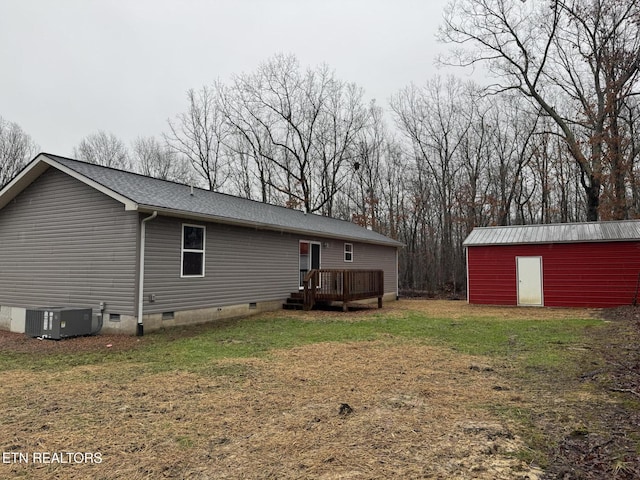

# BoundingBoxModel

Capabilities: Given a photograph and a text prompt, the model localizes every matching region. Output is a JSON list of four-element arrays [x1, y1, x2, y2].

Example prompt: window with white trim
[[344, 243, 353, 262], [181, 224, 205, 277]]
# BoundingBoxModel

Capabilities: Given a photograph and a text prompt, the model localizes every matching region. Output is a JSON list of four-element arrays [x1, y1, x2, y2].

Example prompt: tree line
[[1, 0, 638, 293]]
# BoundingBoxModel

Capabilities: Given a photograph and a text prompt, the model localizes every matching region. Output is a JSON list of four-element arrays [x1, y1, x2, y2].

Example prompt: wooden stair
[[282, 292, 305, 310]]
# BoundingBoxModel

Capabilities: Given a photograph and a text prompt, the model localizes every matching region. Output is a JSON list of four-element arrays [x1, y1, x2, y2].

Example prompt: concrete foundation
[[0, 306, 26, 333], [100, 299, 287, 335], [1, 293, 397, 336]]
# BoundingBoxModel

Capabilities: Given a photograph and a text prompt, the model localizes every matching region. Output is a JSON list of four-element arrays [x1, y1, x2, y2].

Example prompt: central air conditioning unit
[[25, 307, 95, 340]]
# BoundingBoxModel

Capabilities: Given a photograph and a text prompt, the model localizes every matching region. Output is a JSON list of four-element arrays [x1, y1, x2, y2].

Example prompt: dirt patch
[[596, 306, 640, 404], [0, 330, 145, 354], [601, 304, 640, 323], [538, 306, 640, 480]]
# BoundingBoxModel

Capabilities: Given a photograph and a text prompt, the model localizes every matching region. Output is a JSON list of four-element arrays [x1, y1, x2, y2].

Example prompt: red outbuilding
[[463, 220, 640, 308]]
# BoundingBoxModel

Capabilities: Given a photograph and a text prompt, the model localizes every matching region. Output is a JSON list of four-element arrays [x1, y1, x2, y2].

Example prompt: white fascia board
[[0, 154, 139, 212], [43, 156, 139, 211]]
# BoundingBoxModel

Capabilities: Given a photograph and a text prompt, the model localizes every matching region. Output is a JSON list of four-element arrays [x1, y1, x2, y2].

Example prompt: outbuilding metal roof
[[1, 153, 402, 247], [463, 221, 640, 246]]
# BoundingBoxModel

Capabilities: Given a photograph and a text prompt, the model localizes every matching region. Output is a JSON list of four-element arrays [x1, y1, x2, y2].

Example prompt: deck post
[[343, 270, 351, 302], [303, 269, 318, 311]]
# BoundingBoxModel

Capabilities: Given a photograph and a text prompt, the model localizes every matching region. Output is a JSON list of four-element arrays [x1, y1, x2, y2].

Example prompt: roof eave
[[137, 205, 403, 247], [0, 154, 139, 212], [464, 238, 640, 247], [1, 153, 401, 247]]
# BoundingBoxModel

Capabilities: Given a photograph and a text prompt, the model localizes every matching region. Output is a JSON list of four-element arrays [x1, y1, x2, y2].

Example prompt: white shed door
[[517, 257, 543, 306]]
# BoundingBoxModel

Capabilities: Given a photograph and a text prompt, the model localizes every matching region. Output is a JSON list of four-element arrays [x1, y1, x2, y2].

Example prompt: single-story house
[[463, 221, 640, 308], [0, 153, 402, 335]]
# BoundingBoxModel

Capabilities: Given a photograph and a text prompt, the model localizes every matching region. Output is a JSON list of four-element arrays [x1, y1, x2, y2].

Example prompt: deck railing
[[302, 269, 384, 311]]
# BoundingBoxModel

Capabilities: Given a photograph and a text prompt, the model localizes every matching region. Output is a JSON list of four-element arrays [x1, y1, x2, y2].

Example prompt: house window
[[344, 243, 353, 262], [182, 224, 205, 277]]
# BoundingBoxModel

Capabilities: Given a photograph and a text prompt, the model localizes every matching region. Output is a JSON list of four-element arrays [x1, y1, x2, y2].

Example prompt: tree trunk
[[585, 180, 601, 222]]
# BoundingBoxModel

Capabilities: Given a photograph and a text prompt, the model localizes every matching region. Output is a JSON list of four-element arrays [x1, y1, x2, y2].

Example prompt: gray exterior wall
[[0, 168, 139, 317], [141, 216, 398, 316], [0, 167, 398, 335], [143, 216, 299, 314]]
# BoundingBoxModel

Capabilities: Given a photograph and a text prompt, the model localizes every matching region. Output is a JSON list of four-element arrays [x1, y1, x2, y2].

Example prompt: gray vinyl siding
[[143, 216, 299, 313], [0, 168, 138, 315], [143, 217, 398, 314]]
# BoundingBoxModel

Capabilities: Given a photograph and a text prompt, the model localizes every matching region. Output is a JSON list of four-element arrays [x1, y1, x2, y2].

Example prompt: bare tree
[[379, 140, 407, 240], [218, 81, 281, 204], [0, 116, 39, 187], [131, 136, 194, 183], [440, 0, 640, 221], [624, 96, 640, 214], [165, 86, 229, 191], [392, 76, 473, 289], [222, 53, 368, 214], [344, 101, 387, 229], [485, 95, 542, 225], [312, 81, 369, 216], [73, 130, 130, 169], [457, 93, 494, 231]]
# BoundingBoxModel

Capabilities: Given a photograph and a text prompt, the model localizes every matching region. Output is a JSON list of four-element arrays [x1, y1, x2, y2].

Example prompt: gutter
[[137, 211, 157, 336]]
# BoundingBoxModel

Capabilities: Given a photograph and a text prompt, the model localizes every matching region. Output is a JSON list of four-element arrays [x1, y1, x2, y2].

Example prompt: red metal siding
[[467, 245, 518, 305], [467, 241, 640, 307]]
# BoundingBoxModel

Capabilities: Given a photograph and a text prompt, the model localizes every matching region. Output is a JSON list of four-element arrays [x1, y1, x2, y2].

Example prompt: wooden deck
[[301, 269, 384, 311]]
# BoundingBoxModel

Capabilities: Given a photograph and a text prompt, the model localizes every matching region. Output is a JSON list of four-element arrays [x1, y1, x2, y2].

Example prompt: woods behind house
[[2, 0, 639, 294]]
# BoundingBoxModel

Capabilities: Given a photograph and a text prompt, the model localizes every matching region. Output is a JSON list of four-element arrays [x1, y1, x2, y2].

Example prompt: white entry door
[[517, 256, 543, 306]]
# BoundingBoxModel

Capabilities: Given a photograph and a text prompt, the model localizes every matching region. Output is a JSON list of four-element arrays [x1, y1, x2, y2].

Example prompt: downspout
[[137, 211, 157, 336]]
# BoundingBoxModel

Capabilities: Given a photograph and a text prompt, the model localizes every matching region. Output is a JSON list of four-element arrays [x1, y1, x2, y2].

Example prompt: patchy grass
[[0, 303, 601, 374], [0, 300, 638, 479]]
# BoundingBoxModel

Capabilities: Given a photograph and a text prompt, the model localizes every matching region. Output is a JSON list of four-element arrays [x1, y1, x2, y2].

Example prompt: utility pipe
[[137, 211, 157, 336]]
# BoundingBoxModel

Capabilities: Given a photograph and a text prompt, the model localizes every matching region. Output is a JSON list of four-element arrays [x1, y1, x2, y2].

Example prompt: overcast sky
[[1, 0, 456, 157]]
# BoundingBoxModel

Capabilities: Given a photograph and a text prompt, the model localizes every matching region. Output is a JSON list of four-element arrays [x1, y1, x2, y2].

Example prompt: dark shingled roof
[[42, 153, 402, 247], [463, 220, 640, 246]]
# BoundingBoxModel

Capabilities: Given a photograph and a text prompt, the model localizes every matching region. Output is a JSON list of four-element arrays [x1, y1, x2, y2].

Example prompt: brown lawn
[[0, 300, 637, 479]]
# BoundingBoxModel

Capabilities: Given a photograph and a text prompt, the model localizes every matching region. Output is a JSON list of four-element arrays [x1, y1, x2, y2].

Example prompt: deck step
[[283, 302, 304, 310], [283, 292, 305, 310]]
